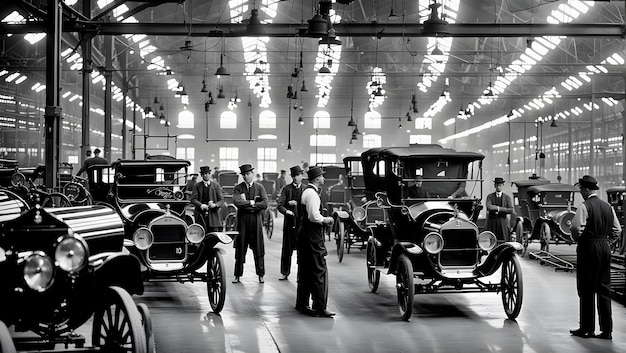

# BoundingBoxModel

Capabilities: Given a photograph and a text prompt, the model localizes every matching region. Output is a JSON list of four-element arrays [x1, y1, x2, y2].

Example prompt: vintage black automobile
[[7, 165, 73, 208], [512, 179, 579, 255], [606, 186, 626, 254], [363, 145, 523, 321], [333, 156, 386, 262], [0, 198, 152, 352], [105, 159, 234, 313]]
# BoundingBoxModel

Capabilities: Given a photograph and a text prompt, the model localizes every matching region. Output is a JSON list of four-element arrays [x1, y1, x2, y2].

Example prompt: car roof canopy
[[527, 183, 579, 194], [373, 145, 485, 162]]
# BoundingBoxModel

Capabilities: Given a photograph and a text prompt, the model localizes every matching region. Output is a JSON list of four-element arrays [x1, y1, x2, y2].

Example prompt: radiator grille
[[148, 224, 187, 261], [439, 228, 478, 266]]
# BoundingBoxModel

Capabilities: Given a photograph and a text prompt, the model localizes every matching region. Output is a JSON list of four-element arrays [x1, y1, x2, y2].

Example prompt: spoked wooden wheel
[[136, 303, 155, 353], [335, 221, 345, 263], [0, 320, 16, 353], [92, 286, 147, 353], [206, 248, 227, 313], [42, 192, 72, 208], [366, 239, 380, 292], [501, 253, 523, 319], [396, 254, 415, 321], [223, 213, 237, 231], [540, 222, 551, 252], [515, 222, 527, 257], [263, 209, 273, 239]]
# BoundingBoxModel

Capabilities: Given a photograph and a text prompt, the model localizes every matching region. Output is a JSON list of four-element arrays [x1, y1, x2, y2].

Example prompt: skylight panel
[[568, 1, 590, 13], [558, 4, 580, 18], [2, 11, 25, 24]]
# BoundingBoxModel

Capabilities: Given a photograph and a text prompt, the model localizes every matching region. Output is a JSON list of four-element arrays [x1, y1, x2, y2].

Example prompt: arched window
[[310, 134, 336, 147], [364, 111, 381, 129], [259, 110, 276, 129], [220, 111, 237, 129], [363, 134, 382, 148], [313, 111, 330, 129], [178, 109, 194, 129]]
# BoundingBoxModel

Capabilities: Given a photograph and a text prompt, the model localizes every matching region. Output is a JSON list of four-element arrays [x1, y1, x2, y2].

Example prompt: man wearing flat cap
[[570, 175, 621, 340], [191, 166, 224, 233], [485, 177, 513, 242], [232, 164, 268, 283], [296, 166, 335, 317], [277, 165, 304, 281]]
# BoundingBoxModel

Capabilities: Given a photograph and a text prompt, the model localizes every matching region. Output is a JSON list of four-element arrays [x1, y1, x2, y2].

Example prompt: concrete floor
[[136, 215, 626, 353]]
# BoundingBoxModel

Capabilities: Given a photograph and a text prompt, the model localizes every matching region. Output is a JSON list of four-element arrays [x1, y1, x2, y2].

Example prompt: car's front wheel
[[366, 239, 380, 292], [396, 254, 414, 321], [515, 221, 528, 257], [206, 248, 227, 313], [137, 303, 155, 353], [335, 221, 345, 263], [92, 286, 147, 353], [501, 253, 523, 319]]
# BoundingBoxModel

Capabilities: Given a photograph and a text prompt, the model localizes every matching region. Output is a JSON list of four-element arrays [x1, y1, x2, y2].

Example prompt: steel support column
[[44, 0, 61, 189], [104, 36, 113, 161], [80, 0, 92, 166]]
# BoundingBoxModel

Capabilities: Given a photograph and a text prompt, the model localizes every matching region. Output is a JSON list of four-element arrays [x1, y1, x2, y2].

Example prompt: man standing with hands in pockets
[[277, 165, 304, 281], [191, 166, 224, 233], [297, 166, 335, 317]]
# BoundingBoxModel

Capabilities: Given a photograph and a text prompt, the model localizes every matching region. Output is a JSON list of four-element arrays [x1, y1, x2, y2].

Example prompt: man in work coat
[[232, 164, 268, 283], [570, 175, 621, 340], [277, 165, 304, 281], [191, 166, 224, 232], [485, 177, 514, 242], [296, 166, 335, 317]]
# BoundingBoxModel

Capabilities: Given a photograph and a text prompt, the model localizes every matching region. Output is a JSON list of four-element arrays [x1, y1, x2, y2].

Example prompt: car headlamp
[[24, 251, 54, 292], [352, 207, 366, 222], [133, 227, 154, 250], [478, 231, 497, 251], [186, 224, 206, 244], [423, 232, 444, 254], [55, 234, 88, 273]]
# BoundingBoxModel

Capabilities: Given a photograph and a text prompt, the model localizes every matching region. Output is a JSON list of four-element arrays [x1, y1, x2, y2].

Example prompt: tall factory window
[[178, 109, 194, 129], [176, 147, 195, 173], [410, 135, 432, 144], [364, 111, 381, 129], [313, 111, 330, 129], [257, 147, 277, 173], [414, 117, 432, 130], [310, 134, 336, 147], [219, 147, 239, 171], [363, 134, 382, 148], [310, 153, 336, 165], [220, 111, 237, 129], [259, 111, 276, 129]]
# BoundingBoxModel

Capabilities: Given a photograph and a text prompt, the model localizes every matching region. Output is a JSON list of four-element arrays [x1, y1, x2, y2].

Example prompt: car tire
[[137, 303, 155, 353], [92, 286, 147, 353], [515, 222, 527, 257], [336, 221, 345, 263], [366, 239, 380, 292], [501, 253, 523, 319], [207, 248, 227, 313], [396, 254, 414, 321]]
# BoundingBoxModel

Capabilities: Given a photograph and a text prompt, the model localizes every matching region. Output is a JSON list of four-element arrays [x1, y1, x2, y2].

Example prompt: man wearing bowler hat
[[232, 164, 268, 283], [296, 166, 335, 317], [277, 166, 304, 281], [191, 166, 224, 233], [485, 177, 514, 242], [570, 175, 621, 339]]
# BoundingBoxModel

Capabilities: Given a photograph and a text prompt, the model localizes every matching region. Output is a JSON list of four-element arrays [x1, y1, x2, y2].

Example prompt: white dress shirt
[[301, 184, 324, 224]]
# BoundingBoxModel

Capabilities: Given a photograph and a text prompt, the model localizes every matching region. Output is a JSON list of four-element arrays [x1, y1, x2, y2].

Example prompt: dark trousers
[[576, 239, 612, 333], [295, 248, 311, 308], [280, 231, 296, 276], [234, 246, 265, 277], [306, 251, 328, 312]]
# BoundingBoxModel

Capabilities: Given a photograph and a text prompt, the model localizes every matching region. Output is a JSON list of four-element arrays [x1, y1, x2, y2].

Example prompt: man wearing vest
[[277, 165, 304, 281], [570, 175, 621, 340], [485, 177, 514, 242], [296, 166, 335, 317], [232, 164, 268, 284], [191, 166, 224, 232]]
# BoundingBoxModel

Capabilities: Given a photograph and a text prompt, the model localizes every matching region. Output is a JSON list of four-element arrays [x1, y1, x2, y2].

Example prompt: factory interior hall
[[1, 1, 626, 352]]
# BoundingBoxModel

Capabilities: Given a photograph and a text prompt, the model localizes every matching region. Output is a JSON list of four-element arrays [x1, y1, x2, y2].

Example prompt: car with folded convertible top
[[362, 145, 523, 321]]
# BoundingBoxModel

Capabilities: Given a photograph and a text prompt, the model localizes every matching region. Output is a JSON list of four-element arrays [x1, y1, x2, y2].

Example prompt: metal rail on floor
[[528, 250, 575, 272]]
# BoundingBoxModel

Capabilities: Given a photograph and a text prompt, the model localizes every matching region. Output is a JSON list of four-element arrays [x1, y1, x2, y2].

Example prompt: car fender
[[333, 210, 350, 221], [204, 231, 237, 248], [475, 242, 521, 277], [387, 242, 422, 275], [92, 252, 144, 295]]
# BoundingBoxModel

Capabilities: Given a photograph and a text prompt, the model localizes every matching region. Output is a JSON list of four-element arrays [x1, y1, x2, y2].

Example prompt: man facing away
[[232, 164, 268, 284], [191, 166, 224, 232], [277, 165, 304, 281], [296, 166, 335, 317], [570, 175, 620, 340], [485, 177, 514, 242]]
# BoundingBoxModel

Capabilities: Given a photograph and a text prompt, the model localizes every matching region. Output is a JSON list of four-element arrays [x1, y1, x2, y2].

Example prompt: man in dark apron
[[277, 165, 304, 281], [296, 166, 335, 317], [570, 175, 621, 340], [485, 177, 513, 241]]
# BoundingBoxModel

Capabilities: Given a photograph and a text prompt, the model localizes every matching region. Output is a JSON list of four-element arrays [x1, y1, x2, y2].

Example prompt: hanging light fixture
[[298, 116, 304, 125], [208, 91, 216, 104], [215, 54, 229, 76], [431, 45, 444, 56], [200, 79, 208, 92], [550, 118, 558, 127], [422, 2, 449, 35], [159, 103, 164, 111], [307, 10, 328, 37], [246, 8, 264, 35], [353, 125, 360, 135], [318, 64, 331, 74], [153, 96, 160, 104], [388, 1, 399, 21], [300, 80, 308, 92], [217, 86, 226, 99], [406, 111, 412, 122], [286, 85, 294, 99]]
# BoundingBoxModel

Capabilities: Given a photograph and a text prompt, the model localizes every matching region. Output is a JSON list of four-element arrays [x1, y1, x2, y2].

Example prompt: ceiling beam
[[3, 22, 625, 38]]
